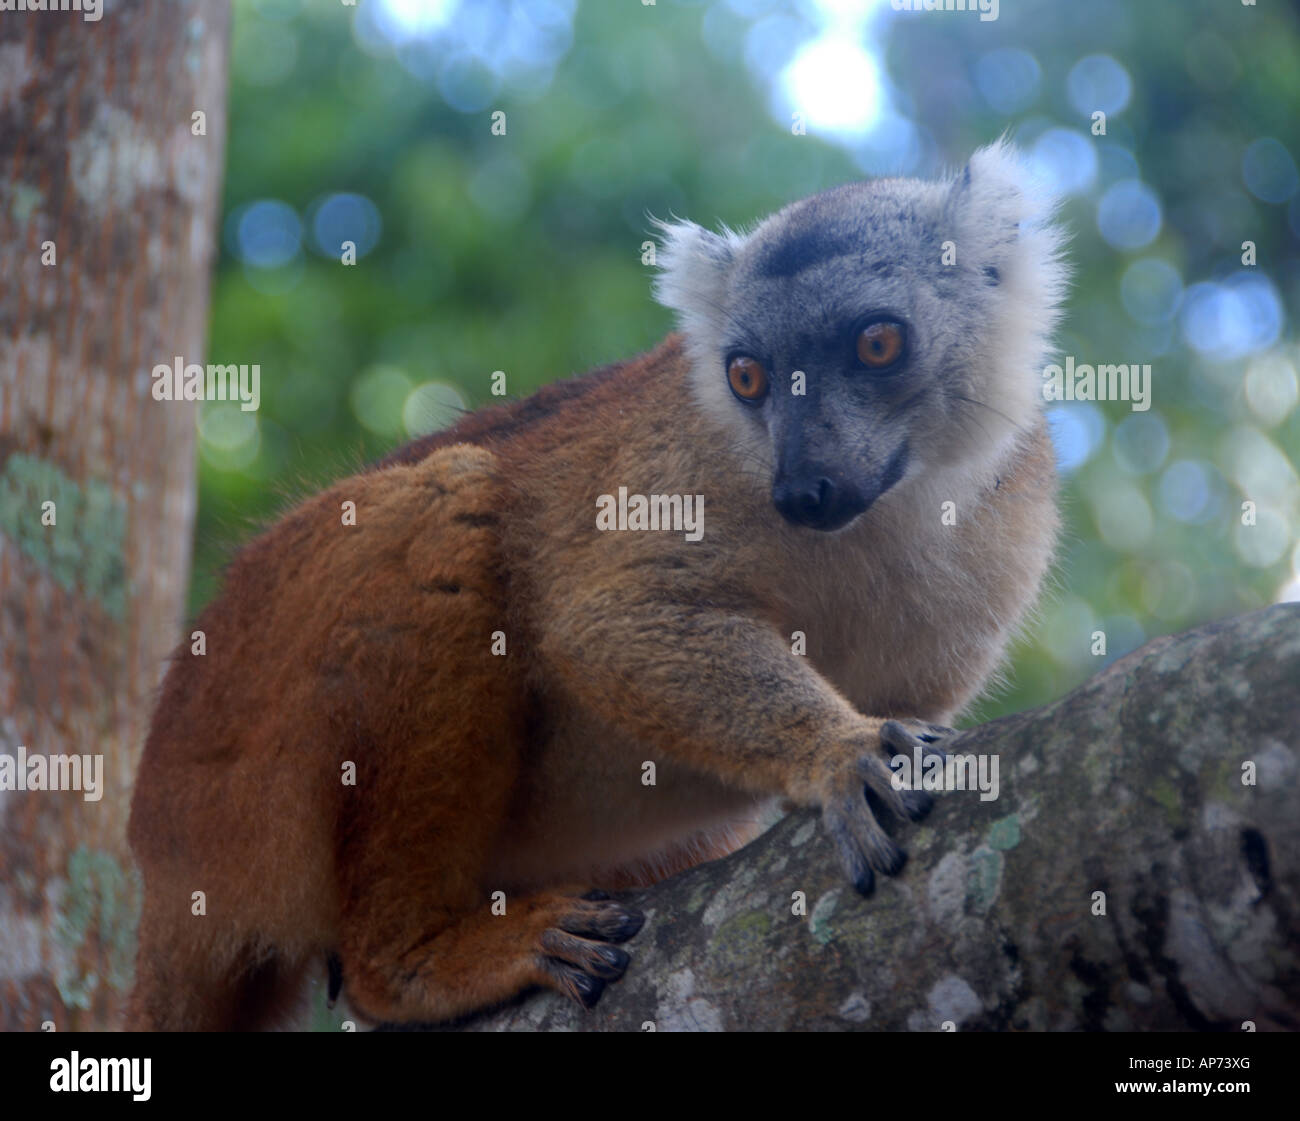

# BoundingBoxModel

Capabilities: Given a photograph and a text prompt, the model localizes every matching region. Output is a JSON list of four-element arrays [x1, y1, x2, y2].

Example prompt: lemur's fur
[[127, 142, 1067, 1029]]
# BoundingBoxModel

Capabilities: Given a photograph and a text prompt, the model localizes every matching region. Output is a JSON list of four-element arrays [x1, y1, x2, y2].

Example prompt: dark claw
[[865, 782, 932, 825], [831, 829, 876, 897], [880, 720, 955, 782], [826, 796, 903, 890], [326, 952, 343, 1007], [608, 908, 645, 942], [898, 787, 935, 821], [920, 723, 958, 758], [560, 900, 645, 943], [852, 867, 876, 898], [574, 976, 605, 1009], [877, 842, 907, 877], [590, 945, 631, 979], [548, 961, 606, 1009]]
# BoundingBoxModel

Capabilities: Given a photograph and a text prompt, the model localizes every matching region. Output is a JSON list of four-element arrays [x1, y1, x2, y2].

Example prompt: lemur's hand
[[818, 719, 955, 896]]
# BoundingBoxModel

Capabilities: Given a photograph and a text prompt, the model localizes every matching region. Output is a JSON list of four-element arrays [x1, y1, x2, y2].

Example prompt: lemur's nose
[[772, 474, 866, 532]]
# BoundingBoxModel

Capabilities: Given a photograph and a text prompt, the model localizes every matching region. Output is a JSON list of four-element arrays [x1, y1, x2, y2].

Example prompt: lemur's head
[[654, 141, 1067, 531]]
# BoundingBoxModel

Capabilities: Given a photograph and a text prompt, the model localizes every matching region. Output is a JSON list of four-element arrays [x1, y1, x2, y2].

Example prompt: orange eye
[[856, 321, 905, 369], [727, 355, 769, 402]]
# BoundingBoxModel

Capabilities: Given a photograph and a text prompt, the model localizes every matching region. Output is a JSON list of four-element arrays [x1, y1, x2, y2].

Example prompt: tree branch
[[456, 604, 1300, 1032]]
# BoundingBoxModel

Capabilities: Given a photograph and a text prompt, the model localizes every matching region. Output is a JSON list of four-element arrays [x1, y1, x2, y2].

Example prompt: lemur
[[126, 141, 1066, 1029]]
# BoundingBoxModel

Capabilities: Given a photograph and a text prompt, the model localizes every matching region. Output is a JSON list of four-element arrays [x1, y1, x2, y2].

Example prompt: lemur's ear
[[651, 217, 739, 318], [945, 139, 1068, 302], [945, 139, 1058, 262]]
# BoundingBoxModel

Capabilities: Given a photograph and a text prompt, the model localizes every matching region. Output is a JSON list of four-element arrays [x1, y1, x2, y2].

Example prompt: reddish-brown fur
[[127, 333, 1055, 1029]]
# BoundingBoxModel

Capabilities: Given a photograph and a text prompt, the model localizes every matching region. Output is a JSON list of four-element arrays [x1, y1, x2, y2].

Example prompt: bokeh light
[[1180, 273, 1284, 360], [1096, 179, 1162, 250], [1242, 138, 1299, 204], [227, 199, 302, 268], [309, 193, 383, 259], [1028, 128, 1098, 197], [781, 36, 882, 135], [1066, 54, 1132, 118], [975, 48, 1041, 115]]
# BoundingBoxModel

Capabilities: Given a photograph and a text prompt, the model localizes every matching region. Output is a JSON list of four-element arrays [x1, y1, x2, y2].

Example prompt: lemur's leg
[[338, 884, 643, 1023], [332, 644, 643, 1021]]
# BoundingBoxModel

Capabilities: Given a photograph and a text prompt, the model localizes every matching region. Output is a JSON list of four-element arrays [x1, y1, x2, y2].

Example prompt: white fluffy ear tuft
[[650, 217, 740, 321], [949, 137, 1070, 323], [955, 137, 1059, 235], [947, 140, 1071, 456]]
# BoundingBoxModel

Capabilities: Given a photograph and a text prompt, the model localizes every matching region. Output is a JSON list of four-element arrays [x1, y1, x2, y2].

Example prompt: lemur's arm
[[540, 599, 950, 892]]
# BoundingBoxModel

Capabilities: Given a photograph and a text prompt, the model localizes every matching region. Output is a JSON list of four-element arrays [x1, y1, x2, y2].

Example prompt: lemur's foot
[[821, 719, 957, 897], [537, 895, 645, 1010]]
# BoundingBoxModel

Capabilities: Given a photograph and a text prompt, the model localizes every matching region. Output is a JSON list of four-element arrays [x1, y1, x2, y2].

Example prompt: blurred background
[[202, 0, 1300, 721]]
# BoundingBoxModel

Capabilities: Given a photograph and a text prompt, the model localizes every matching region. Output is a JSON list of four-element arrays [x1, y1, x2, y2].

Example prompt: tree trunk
[[0, 1, 229, 1030], [454, 604, 1300, 1032]]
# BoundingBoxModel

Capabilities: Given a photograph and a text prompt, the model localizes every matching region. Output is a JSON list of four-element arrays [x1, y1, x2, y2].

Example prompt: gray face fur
[[654, 141, 1067, 531]]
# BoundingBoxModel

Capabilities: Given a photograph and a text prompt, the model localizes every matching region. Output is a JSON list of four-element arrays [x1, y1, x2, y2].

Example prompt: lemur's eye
[[856, 321, 906, 370], [727, 355, 769, 402]]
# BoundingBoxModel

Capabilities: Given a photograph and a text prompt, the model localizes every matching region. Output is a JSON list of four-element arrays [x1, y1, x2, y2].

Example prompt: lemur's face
[[717, 299, 916, 532], [716, 228, 930, 531], [654, 143, 1067, 532]]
